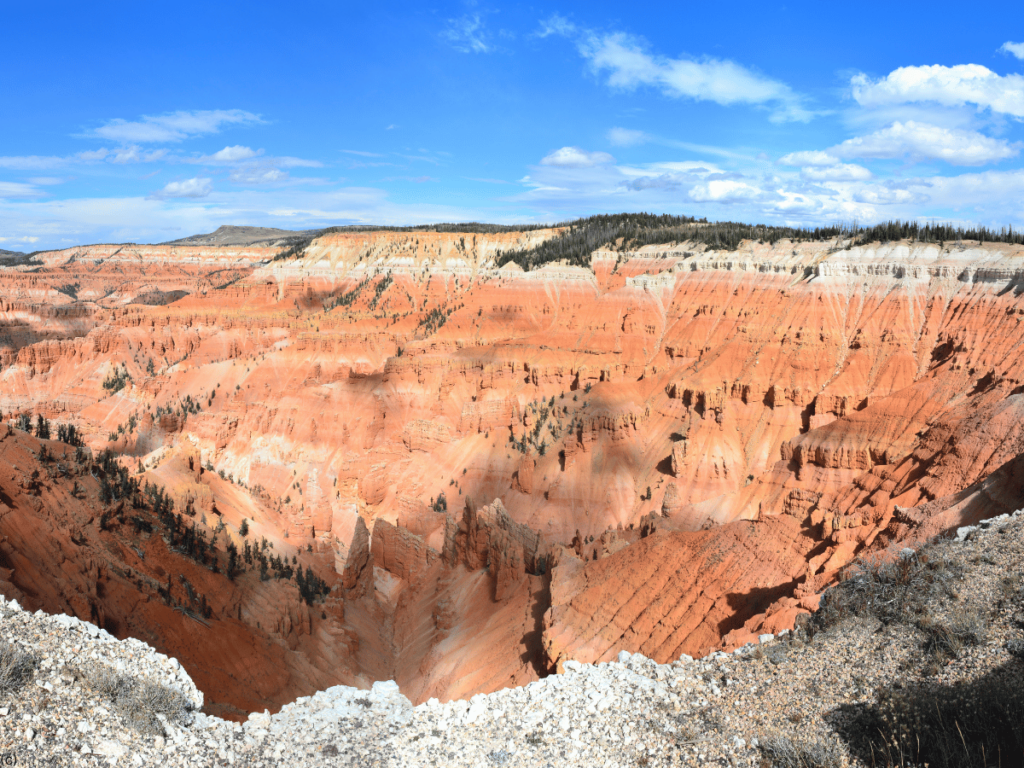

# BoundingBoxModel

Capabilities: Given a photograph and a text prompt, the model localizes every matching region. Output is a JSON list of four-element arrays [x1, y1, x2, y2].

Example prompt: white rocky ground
[[0, 510, 1022, 767]]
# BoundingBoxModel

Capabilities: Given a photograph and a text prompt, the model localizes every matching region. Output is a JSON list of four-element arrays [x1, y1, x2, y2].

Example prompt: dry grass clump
[[83, 664, 193, 735], [917, 610, 987, 661], [0, 639, 37, 696], [827, 545, 1024, 767], [847, 670, 1024, 768], [812, 544, 960, 633], [757, 734, 844, 768]]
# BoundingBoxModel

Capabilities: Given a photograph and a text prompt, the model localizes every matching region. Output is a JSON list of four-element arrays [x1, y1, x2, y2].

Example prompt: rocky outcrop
[[443, 498, 546, 601], [369, 516, 436, 586], [342, 517, 372, 593]]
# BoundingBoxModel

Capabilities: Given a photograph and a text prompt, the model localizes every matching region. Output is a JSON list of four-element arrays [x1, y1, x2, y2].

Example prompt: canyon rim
[[1, 220, 1023, 719]]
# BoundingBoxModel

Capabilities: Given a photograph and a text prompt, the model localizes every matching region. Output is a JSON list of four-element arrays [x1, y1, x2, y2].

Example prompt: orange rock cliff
[[1, 229, 1023, 718]]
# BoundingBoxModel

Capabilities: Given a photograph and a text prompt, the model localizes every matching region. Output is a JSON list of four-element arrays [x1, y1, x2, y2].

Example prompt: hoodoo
[[1, 219, 1024, 725]]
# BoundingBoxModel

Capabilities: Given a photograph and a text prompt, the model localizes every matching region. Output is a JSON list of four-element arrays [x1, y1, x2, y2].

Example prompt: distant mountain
[[161, 225, 319, 247]]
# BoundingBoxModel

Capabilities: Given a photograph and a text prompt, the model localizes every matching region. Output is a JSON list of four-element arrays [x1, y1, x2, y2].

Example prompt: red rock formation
[[542, 516, 815, 670], [0, 428, 356, 720], [1, 231, 1023, 714]]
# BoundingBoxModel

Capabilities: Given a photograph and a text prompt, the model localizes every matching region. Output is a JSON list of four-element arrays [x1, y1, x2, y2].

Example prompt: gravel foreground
[[0, 510, 1022, 767]]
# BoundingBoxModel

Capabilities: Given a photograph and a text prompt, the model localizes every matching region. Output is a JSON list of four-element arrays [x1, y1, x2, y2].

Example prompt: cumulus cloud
[[689, 179, 762, 202], [89, 110, 263, 143], [441, 15, 492, 53], [204, 145, 261, 163], [800, 163, 873, 181], [850, 65, 1024, 118], [999, 42, 1024, 60], [151, 177, 213, 199], [852, 185, 927, 205], [619, 160, 718, 190], [579, 32, 813, 122], [778, 150, 840, 167], [540, 147, 615, 167], [830, 121, 1018, 165]]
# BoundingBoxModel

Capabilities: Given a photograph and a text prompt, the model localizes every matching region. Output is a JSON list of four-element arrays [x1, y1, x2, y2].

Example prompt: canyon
[[0, 224, 1022, 720]]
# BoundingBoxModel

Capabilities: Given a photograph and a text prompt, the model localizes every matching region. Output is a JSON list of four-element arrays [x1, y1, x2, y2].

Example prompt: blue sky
[[2, 1, 1024, 250]]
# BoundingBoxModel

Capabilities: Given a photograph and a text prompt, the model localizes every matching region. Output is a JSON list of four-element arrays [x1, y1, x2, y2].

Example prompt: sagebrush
[[84, 665, 193, 735]]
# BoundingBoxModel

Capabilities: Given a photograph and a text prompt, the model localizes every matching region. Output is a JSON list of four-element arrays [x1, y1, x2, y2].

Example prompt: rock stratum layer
[[0, 231, 1023, 718]]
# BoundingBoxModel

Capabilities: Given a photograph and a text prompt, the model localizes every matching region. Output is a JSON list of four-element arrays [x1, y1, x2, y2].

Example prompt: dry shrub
[[84, 664, 193, 735], [917, 610, 987, 660], [758, 734, 844, 768], [811, 544, 960, 633], [0, 639, 37, 696]]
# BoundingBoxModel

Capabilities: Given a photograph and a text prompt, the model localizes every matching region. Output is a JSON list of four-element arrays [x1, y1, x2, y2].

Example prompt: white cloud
[[182, 146, 320, 184], [853, 185, 926, 205], [607, 127, 649, 146], [0, 155, 66, 170], [999, 42, 1024, 60], [771, 191, 823, 213], [275, 156, 322, 168], [609, 128, 756, 160], [851, 65, 1024, 118], [625, 175, 683, 190], [535, 14, 577, 38], [618, 160, 720, 190], [540, 147, 615, 167], [205, 145, 261, 163], [0, 143, 313, 178], [0, 185, 504, 251], [800, 163, 872, 181], [0, 146, 165, 169], [621, 160, 722, 176], [829, 121, 1018, 165], [580, 32, 813, 122], [441, 15, 492, 54], [0, 182, 44, 199], [106, 146, 168, 164], [778, 150, 839, 167], [89, 110, 263, 143], [688, 179, 762, 202], [151, 177, 213, 199], [341, 149, 384, 158], [229, 167, 286, 184]]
